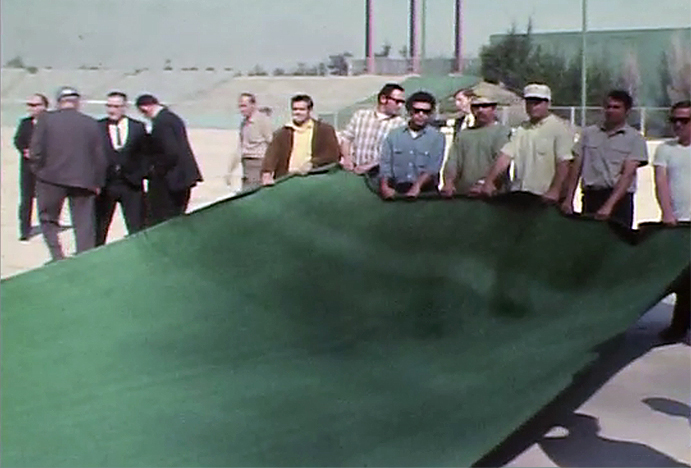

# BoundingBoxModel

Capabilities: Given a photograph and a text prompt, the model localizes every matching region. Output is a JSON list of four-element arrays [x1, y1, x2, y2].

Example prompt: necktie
[[115, 125, 122, 148]]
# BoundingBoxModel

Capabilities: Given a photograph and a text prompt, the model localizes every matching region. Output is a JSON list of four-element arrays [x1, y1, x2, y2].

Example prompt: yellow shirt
[[287, 119, 314, 172], [501, 114, 575, 195]]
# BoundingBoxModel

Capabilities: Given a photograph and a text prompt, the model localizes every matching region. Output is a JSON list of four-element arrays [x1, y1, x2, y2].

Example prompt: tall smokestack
[[454, 0, 464, 73], [365, 0, 375, 74], [409, 0, 420, 74]]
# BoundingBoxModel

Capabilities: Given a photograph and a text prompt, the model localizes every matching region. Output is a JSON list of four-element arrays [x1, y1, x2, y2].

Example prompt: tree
[[662, 33, 691, 104], [375, 42, 392, 58], [248, 64, 268, 76], [5, 55, 25, 68], [163, 58, 173, 70], [318, 62, 328, 76], [618, 49, 641, 100], [272, 67, 286, 76], [398, 45, 409, 59], [327, 52, 352, 76], [479, 20, 615, 106]]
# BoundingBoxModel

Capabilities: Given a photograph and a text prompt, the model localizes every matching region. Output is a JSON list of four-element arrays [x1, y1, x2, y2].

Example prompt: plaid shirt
[[341, 109, 406, 167]]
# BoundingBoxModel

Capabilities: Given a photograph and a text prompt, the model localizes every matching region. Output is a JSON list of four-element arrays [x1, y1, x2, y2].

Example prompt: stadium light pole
[[365, 0, 375, 74], [580, 0, 588, 127], [421, 0, 427, 66]]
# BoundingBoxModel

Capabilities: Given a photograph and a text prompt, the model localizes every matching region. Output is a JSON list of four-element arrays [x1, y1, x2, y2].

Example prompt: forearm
[[413, 172, 433, 189], [547, 160, 571, 196], [654, 169, 676, 219], [603, 165, 637, 209], [340, 140, 352, 164], [485, 153, 511, 184]]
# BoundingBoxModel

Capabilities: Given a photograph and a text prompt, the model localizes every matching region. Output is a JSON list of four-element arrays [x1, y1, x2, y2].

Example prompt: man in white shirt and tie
[[95, 91, 150, 246]]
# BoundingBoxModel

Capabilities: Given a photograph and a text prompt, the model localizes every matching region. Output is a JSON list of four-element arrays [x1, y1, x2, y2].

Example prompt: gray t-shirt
[[653, 140, 691, 221], [574, 124, 648, 193]]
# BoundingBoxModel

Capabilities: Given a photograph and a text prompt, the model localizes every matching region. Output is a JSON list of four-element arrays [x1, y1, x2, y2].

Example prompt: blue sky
[[2, 0, 689, 70]]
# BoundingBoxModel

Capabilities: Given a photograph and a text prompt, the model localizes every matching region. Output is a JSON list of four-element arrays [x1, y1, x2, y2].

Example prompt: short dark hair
[[377, 83, 405, 103], [454, 88, 474, 99], [239, 92, 256, 104], [135, 94, 159, 107], [606, 90, 633, 110], [405, 91, 436, 112], [671, 100, 691, 113], [107, 91, 128, 101], [34, 93, 49, 107], [291, 94, 313, 110]]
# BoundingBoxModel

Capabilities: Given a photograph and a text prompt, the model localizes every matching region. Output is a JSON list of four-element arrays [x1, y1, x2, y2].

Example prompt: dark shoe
[[19, 235, 29, 241], [659, 325, 689, 343]]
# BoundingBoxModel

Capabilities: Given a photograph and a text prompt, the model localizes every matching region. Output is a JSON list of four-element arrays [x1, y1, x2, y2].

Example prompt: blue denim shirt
[[379, 124, 445, 183]]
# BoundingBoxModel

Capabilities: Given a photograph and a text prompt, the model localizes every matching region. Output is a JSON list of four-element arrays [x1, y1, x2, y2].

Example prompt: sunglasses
[[26, 103, 43, 107], [670, 117, 691, 124], [411, 107, 432, 115], [106, 104, 125, 108], [471, 103, 496, 109], [387, 97, 405, 105]]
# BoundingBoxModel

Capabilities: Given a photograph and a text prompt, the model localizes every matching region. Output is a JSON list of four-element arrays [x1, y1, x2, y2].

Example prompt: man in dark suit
[[95, 91, 149, 246], [13, 93, 48, 241], [135, 94, 203, 225], [29, 86, 108, 261]]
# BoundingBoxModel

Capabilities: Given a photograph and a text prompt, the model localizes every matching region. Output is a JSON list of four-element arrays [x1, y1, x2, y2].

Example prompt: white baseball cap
[[523, 83, 551, 101]]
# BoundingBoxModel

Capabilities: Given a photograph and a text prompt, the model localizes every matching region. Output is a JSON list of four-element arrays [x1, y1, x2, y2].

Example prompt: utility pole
[[580, 0, 588, 127]]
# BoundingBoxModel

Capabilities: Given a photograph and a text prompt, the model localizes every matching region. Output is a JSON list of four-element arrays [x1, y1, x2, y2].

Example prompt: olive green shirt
[[445, 123, 511, 193], [501, 114, 575, 195]]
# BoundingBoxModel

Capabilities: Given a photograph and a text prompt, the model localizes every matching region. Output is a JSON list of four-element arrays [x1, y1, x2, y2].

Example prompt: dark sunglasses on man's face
[[411, 107, 432, 115], [387, 96, 405, 105], [471, 103, 496, 109], [26, 103, 42, 107], [670, 117, 691, 124]]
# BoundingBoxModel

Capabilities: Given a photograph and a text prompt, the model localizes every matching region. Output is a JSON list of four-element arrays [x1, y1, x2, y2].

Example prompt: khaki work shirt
[[501, 114, 574, 195], [239, 111, 273, 160], [574, 124, 648, 193]]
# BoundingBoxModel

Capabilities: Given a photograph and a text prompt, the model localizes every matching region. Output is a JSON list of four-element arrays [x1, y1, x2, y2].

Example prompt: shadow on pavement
[[643, 397, 691, 423], [538, 413, 689, 467], [475, 301, 686, 467]]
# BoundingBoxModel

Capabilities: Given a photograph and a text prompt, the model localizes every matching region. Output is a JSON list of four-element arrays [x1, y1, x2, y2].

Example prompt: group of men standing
[[14, 81, 690, 340], [14, 87, 202, 262], [228, 81, 689, 341]]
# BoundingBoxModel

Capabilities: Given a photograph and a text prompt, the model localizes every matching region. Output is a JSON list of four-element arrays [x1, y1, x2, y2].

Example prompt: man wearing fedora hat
[[481, 83, 574, 201], [442, 94, 511, 197], [29, 86, 108, 261]]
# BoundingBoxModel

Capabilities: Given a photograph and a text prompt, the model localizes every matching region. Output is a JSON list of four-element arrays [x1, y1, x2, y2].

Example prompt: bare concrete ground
[[1, 127, 688, 467]]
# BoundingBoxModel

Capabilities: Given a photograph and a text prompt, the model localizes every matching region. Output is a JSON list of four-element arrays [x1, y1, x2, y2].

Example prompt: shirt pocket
[[535, 138, 554, 156], [608, 141, 631, 163], [415, 150, 431, 170]]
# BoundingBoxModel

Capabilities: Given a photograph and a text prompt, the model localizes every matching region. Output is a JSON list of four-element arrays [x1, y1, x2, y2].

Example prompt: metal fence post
[[570, 107, 576, 127], [640, 107, 647, 137]]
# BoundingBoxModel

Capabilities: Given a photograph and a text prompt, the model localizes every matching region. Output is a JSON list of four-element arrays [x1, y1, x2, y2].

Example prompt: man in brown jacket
[[30, 86, 108, 261], [261, 94, 340, 185]]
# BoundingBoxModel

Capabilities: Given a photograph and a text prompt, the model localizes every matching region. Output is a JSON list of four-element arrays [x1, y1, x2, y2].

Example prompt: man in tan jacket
[[228, 93, 273, 190], [261, 94, 340, 185]]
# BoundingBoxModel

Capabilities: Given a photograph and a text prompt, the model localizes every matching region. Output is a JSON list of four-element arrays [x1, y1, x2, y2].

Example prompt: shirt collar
[[286, 118, 314, 131], [404, 123, 429, 136], [599, 122, 631, 136], [373, 108, 399, 121]]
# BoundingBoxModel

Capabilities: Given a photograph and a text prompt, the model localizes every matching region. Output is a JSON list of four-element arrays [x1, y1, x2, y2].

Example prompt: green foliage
[[248, 64, 268, 76], [480, 21, 616, 106], [5, 55, 25, 68]]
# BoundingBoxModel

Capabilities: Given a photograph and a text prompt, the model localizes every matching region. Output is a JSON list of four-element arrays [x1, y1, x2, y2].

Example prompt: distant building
[[490, 27, 691, 106]]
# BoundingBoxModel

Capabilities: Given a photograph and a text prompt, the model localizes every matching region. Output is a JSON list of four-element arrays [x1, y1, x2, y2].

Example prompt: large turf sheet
[[1, 169, 689, 467]]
